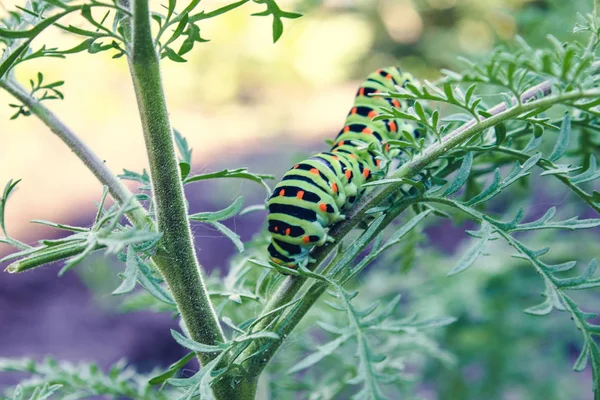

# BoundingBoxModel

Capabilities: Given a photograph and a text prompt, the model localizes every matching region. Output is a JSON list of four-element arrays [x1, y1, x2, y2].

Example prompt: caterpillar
[[267, 67, 418, 269]]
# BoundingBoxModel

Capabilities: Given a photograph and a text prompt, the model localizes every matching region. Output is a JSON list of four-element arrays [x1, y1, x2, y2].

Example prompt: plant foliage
[[1, 0, 600, 399]]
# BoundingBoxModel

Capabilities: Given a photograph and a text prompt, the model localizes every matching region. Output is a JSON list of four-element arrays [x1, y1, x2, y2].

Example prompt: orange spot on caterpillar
[[331, 183, 338, 193], [385, 74, 393, 80], [345, 170, 352, 179], [385, 143, 390, 152], [362, 128, 373, 135], [285, 228, 291, 235], [303, 236, 310, 244], [279, 189, 285, 196], [274, 226, 279, 232], [343, 126, 350, 132], [349, 154, 357, 159], [338, 141, 345, 147], [296, 190, 304, 199], [363, 168, 370, 178], [359, 88, 365, 96], [376, 159, 381, 167], [319, 203, 327, 212], [351, 107, 357, 114], [392, 99, 401, 108], [310, 168, 319, 175], [293, 164, 299, 169], [368, 110, 378, 118], [332, 155, 339, 160], [389, 121, 397, 132]]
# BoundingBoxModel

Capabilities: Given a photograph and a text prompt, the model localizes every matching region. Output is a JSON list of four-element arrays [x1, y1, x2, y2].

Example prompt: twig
[[0, 79, 150, 228]]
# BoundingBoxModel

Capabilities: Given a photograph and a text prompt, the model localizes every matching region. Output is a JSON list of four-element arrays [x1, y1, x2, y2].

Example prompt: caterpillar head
[[267, 240, 314, 271], [398, 72, 418, 89], [270, 257, 297, 270], [267, 243, 298, 269]]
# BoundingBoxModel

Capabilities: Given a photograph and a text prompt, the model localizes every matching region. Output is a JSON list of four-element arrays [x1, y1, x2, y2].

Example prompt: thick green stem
[[127, 0, 226, 368], [126, 4, 259, 396], [0, 79, 149, 227]]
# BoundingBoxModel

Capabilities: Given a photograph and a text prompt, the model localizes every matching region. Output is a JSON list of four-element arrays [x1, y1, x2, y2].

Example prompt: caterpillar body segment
[[267, 67, 418, 268]]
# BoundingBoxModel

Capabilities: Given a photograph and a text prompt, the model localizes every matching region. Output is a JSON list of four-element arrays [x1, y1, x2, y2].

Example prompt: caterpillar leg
[[311, 233, 335, 246], [334, 214, 347, 223]]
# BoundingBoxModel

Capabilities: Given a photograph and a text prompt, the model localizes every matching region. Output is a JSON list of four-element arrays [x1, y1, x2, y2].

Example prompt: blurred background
[[0, 0, 597, 398]]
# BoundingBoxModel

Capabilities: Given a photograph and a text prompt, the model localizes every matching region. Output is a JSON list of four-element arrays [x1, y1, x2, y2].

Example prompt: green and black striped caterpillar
[[267, 67, 418, 269]]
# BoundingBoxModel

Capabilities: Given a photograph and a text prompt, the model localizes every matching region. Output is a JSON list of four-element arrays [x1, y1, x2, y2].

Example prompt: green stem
[[239, 84, 600, 380], [589, 0, 600, 56], [189, 0, 250, 22], [463, 145, 600, 213], [4, 242, 95, 273], [126, 2, 256, 398], [127, 0, 225, 364], [0, 78, 166, 276], [0, 79, 150, 228], [243, 202, 412, 377]]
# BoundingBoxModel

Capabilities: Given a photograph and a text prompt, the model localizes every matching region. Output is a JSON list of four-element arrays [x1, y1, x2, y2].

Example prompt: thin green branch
[[0, 2, 130, 39], [154, 0, 250, 51], [337, 287, 383, 398], [586, 0, 600, 56], [189, 0, 250, 22], [385, 89, 600, 198], [0, 236, 30, 250], [0, 79, 150, 227], [463, 145, 600, 213], [0, 2, 132, 78]]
